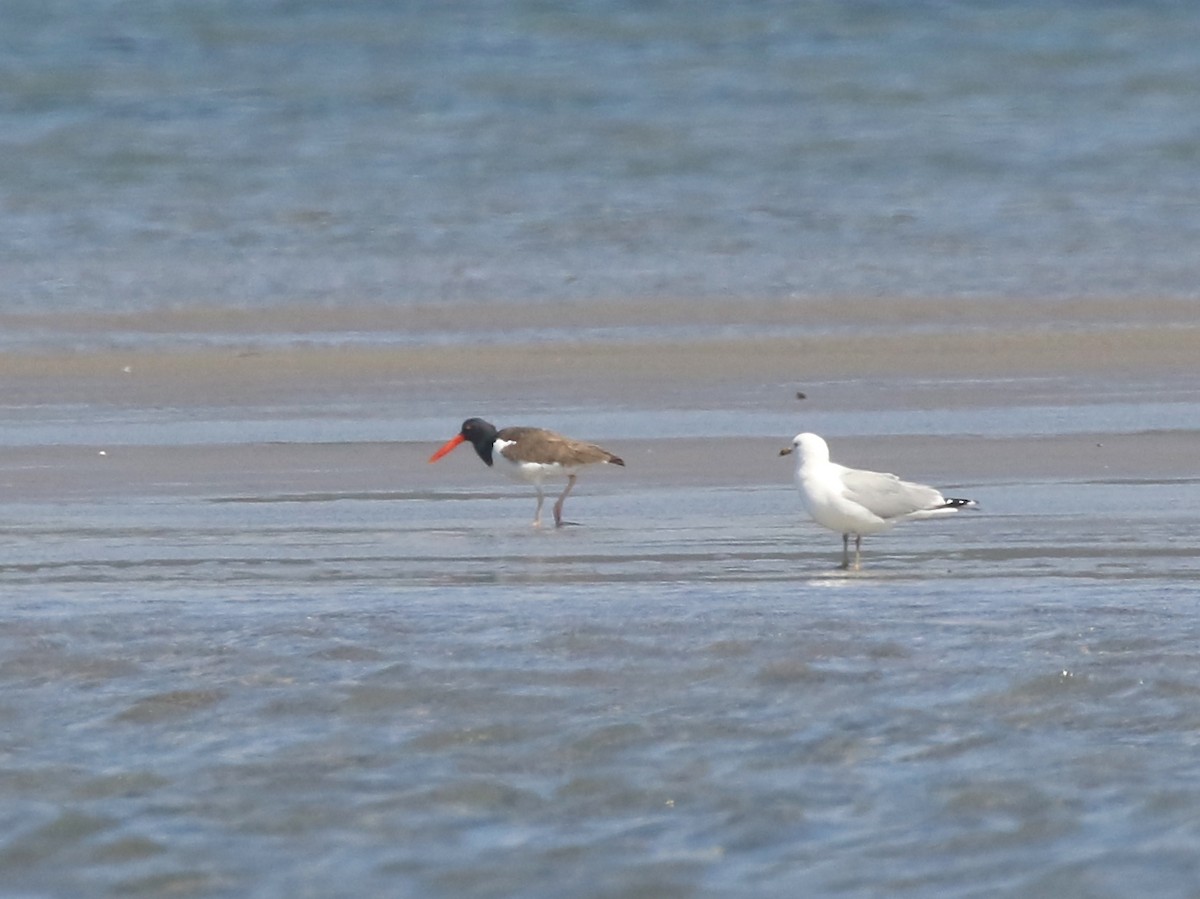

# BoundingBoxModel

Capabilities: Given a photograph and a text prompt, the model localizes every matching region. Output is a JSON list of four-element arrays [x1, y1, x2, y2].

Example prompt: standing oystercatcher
[[429, 418, 624, 527], [780, 432, 975, 570]]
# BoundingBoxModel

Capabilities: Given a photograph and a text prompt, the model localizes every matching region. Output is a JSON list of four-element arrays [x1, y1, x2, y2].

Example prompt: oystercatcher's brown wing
[[497, 427, 624, 467]]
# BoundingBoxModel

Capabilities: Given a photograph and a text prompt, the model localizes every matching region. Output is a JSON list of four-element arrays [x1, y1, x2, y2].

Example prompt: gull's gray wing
[[839, 467, 946, 521]]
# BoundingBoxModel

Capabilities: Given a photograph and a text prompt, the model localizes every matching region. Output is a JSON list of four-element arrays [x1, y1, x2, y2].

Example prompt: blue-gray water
[[4, 2, 1200, 897], [3, 0, 1200, 314], [4, 470, 1200, 897]]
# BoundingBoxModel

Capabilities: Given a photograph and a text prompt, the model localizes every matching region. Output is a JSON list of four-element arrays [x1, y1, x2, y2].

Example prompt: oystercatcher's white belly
[[493, 439, 570, 485]]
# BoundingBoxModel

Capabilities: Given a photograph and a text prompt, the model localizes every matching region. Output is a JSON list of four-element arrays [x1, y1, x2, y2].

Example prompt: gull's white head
[[778, 432, 830, 464]]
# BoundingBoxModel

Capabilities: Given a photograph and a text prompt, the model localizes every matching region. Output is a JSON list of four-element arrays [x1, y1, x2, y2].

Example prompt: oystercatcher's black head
[[430, 417, 501, 466], [458, 418, 499, 465]]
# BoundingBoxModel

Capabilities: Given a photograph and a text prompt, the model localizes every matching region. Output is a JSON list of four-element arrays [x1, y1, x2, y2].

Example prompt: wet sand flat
[[2, 319, 1198, 397], [0, 431, 1197, 505], [2, 296, 1198, 499]]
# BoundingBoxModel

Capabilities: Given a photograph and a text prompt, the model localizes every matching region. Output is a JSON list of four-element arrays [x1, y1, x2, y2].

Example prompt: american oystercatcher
[[429, 418, 625, 527], [780, 432, 975, 570]]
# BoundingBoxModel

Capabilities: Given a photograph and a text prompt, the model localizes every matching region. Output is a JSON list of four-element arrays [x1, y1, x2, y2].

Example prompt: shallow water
[[3, 446, 1200, 897]]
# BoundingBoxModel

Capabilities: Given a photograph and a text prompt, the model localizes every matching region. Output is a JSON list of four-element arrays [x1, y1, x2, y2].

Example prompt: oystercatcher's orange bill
[[428, 433, 466, 462]]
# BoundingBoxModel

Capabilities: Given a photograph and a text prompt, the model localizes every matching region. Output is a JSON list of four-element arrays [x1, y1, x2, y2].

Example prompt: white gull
[[780, 432, 976, 570]]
